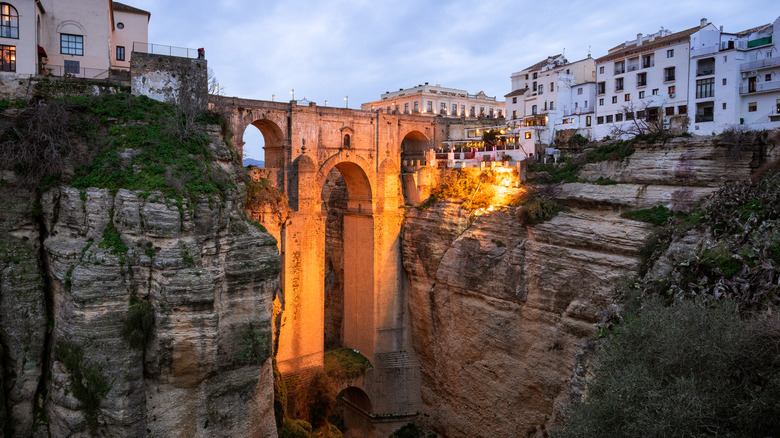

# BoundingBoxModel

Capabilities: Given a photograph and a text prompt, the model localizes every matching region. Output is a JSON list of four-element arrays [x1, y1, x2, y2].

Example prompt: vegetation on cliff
[[554, 162, 780, 437]]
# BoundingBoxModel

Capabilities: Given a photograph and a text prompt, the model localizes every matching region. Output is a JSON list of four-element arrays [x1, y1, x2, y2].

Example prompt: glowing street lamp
[[344, 95, 348, 108], [272, 94, 276, 101]]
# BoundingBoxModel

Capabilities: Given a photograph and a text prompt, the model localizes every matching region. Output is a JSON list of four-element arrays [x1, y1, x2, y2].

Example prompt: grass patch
[[324, 348, 372, 380], [518, 196, 566, 225], [0, 98, 28, 112], [620, 205, 676, 226], [98, 218, 128, 255]]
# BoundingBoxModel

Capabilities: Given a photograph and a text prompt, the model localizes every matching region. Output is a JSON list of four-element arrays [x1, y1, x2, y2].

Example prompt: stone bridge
[[210, 96, 448, 436]]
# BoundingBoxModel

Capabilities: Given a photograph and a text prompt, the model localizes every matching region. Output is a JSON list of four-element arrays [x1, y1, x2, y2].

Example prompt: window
[[440, 102, 446, 114], [386, 106, 391, 113], [599, 98, 604, 106], [538, 84, 544, 94], [531, 105, 537, 115], [666, 106, 674, 116], [61, 34, 84, 56], [597, 116, 604, 124], [469, 106, 475, 117], [0, 3, 18, 39], [117, 22, 125, 29], [512, 97, 517, 104], [639, 91, 645, 99], [550, 82, 554, 92], [614, 61, 625, 75], [404, 103, 409, 114], [427, 101, 432, 112], [664, 67, 675, 81], [525, 132, 532, 139], [512, 110, 517, 119], [116, 46, 125, 61], [722, 78, 727, 85], [549, 101, 554, 110], [626, 111, 634, 120], [452, 104, 457, 115], [612, 96, 618, 104], [480, 106, 485, 117], [642, 54, 654, 68], [0, 44, 15, 71], [460, 105, 465, 115], [637, 73, 647, 86], [584, 100, 588, 108], [668, 86, 676, 97], [586, 116, 591, 126], [413, 102, 418, 113], [577, 88, 583, 95], [606, 115, 613, 123], [678, 105, 687, 114], [489, 108, 494, 118], [598, 66, 604, 74], [615, 77, 624, 91], [637, 110, 646, 119], [343, 134, 351, 148], [574, 102, 578, 109], [597, 82, 605, 94], [652, 88, 659, 95], [748, 102, 757, 112], [696, 78, 714, 98], [625, 93, 631, 101], [533, 72, 538, 79], [616, 113, 623, 122], [532, 81, 537, 93], [766, 74, 772, 82], [667, 49, 674, 58], [722, 102, 727, 110]]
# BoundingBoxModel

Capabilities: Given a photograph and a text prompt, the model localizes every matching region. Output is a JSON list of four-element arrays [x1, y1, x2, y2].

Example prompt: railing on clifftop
[[132, 42, 200, 59]]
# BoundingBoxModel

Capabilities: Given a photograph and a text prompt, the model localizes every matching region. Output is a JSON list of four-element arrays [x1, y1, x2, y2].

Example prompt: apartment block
[[361, 82, 505, 119], [688, 16, 780, 133], [505, 54, 596, 154]]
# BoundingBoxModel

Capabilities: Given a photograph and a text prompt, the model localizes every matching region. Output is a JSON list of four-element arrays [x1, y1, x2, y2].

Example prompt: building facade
[[505, 54, 596, 154], [0, 0, 148, 78], [361, 82, 505, 119], [592, 21, 708, 140], [688, 16, 780, 133]]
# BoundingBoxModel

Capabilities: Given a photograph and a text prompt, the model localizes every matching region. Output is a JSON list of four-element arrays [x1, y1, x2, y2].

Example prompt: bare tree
[[609, 100, 667, 139]]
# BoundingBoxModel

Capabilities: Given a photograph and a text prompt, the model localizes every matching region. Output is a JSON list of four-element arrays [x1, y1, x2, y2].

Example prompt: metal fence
[[42, 65, 109, 79], [132, 42, 200, 59]]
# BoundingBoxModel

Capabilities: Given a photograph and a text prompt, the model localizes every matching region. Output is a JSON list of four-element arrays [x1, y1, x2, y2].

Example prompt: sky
[[127, 0, 779, 160]]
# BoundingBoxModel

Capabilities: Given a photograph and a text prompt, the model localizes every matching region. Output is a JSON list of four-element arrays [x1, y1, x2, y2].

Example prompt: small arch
[[400, 130, 429, 156], [245, 118, 285, 168], [339, 387, 372, 414], [340, 126, 354, 149], [0, 3, 19, 39], [343, 133, 351, 148], [56, 20, 86, 37], [336, 387, 376, 438]]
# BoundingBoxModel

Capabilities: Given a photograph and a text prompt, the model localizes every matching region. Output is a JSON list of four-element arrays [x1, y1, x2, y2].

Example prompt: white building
[[688, 16, 780, 133], [593, 21, 709, 140], [361, 82, 505, 119], [505, 54, 596, 154], [0, 0, 149, 78]]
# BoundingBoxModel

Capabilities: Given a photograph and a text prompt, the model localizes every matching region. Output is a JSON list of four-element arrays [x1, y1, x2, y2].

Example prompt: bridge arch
[[315, 154, 375, 214], [245, 118, 285, 168], [337, 387, 376, 438]]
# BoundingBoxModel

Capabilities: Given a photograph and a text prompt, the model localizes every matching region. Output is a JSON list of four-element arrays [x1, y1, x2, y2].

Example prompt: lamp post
[[272, 94, 276, 101], [344, 95, 348, 108], [325, 100, 329, 106], [291, 89, 295, 101]]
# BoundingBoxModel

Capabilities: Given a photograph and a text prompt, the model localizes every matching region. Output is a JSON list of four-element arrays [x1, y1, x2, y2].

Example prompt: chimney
[[637, 33, 643, 46], [700, 18, 707, 27], [720, 25, 724, 32]]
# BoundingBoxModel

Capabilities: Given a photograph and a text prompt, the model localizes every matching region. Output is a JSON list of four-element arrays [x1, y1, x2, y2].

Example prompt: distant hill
[[243, 158, 265, 167]]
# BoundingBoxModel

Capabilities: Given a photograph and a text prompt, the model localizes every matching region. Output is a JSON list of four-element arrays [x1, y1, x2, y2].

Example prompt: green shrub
[[121, 296, 154, 349], [237, 324, 271, 365], [593, 176, 618, 185], [553, 299, 780, 438], [307, 371, 336, 428], [273, 359, 287, 428], [98, 219, 128, 255], [324, 348, 372, 380], [620, 205, 675, 226], [518, 197, 565, 225], [278, 418, 313, 438], [585, 142, 635, 163], [56, 343, 111, 434]]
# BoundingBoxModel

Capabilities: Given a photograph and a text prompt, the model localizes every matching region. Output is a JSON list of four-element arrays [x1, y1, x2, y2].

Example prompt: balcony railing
[[664, 75, 675, 82], [740, 56, 780, 71], [132, 42, 200, 59], [697, 69, 714, 76], [41, 65, 109, 79], [614, 67, 625, 75], [692, 45, 720, 56], [637, 80, 647, 87], [695, 114, 714, 122], [740, 81, 780, 94], [615, 85, 624, 91], [643, 61, 654, 68], [627, 65, 639, 72]]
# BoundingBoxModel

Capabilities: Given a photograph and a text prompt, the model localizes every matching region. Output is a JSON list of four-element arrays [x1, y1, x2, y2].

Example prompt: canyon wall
[[0, 128, 280, 437], [401, 138, 777, 437]]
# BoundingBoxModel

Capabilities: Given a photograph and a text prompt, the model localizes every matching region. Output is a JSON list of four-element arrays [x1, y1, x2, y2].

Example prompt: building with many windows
[[592, 20, 709, 140], [361, 82, 505, 119], [0, 0, 149, 78], [504, 54, 596, 154], [688, 16, 780, 133]]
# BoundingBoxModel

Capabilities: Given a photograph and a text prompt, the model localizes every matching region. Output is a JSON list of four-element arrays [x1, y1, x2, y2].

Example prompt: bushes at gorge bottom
[[554, 163, 780, 437]]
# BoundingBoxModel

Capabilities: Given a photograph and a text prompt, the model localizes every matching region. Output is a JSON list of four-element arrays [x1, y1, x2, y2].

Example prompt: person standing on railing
[[197, 48, 205, 59]]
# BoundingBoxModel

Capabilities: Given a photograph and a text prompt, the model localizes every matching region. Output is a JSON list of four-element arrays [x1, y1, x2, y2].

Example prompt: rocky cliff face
[[0, 128, 280, 437], [401, 138, 775, 437]]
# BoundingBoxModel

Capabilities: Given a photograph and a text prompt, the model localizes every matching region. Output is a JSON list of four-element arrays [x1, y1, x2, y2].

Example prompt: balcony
[[692, 45, 720, 57], [614, 67, 625, 75], [695, 114, 714, 122], [642, 61, 655, 68], [697, 69, 714, 76], [637, 80, 647, 87], [740, 80, 780, 94], [664, 75, 675, 82], [615, 85, 624, 91], [740, 56, 780, 71], [627, 64, 639, 72]]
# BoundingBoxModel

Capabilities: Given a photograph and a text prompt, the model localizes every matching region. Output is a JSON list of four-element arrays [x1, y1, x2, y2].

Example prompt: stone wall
[[130, 52, 208, 108]]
